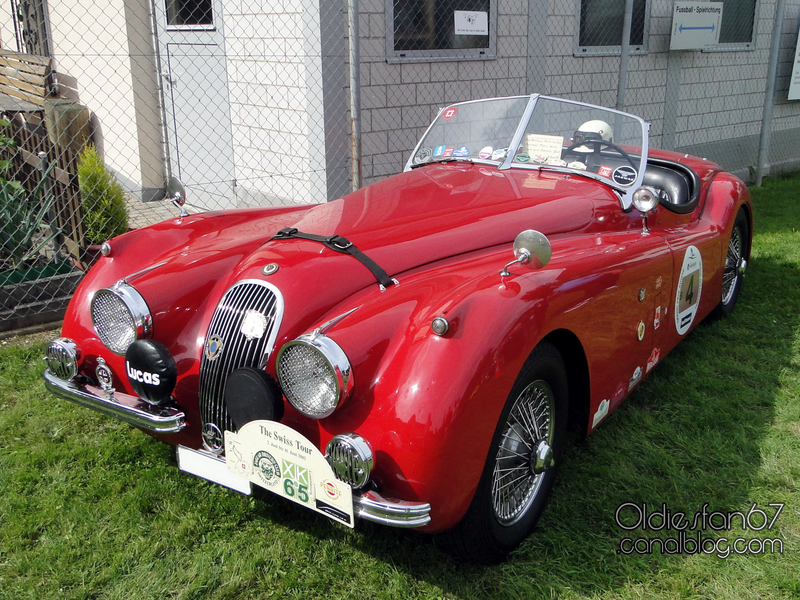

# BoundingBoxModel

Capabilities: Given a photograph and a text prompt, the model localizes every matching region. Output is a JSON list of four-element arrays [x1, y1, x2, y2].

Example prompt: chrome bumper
[[355, 490, 431, 528], [43, 369, 186, 434]]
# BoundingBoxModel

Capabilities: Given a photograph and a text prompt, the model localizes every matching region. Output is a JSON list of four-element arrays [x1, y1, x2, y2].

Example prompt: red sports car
[[44, 95, 752, 563]]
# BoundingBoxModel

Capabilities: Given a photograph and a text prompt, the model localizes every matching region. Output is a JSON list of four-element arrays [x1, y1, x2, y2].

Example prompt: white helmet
[[572, 120, 613, 152]]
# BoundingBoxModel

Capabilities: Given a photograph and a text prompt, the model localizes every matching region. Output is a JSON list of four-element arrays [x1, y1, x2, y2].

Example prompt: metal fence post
[[347, 0, 362, 192], [615, 0, 634, 112], [755, 0, 788, 186]]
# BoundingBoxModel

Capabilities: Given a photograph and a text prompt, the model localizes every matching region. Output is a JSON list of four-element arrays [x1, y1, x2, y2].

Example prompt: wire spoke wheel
[[721, 224, 742, 305], [491, 379, 554, 525]]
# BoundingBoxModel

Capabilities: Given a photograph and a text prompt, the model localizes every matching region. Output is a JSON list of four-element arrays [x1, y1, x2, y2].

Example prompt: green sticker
[[515, 153, 530, 163]]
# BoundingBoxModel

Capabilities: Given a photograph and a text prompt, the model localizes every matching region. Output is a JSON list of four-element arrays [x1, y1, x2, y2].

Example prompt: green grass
[[1, 174, 799, 599]]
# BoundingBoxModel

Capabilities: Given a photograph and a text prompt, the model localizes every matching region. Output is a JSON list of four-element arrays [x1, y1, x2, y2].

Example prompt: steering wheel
[[562, 139, 637, 170]]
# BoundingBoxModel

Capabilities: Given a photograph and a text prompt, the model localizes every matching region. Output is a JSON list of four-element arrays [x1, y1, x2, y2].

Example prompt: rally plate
[[225, 420, 355, 528]]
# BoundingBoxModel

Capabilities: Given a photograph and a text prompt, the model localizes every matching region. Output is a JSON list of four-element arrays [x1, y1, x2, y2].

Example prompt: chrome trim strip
[[353, 490, 432, 528], [43, 369, 186, 434]]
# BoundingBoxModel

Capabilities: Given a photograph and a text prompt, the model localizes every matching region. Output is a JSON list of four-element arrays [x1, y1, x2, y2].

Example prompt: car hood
[[255, 163, 610, 281]]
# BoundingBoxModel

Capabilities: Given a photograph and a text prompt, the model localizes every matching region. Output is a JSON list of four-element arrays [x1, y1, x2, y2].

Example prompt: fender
[[282, 229, 676, 530]]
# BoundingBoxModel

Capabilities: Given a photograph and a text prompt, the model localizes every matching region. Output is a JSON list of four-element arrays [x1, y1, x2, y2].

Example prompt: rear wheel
[[440, 342, 568, 564], [711, 208, 749, 319]]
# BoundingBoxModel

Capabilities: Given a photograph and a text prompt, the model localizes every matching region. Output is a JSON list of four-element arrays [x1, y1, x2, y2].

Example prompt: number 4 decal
[[675, 246, 703, 335]]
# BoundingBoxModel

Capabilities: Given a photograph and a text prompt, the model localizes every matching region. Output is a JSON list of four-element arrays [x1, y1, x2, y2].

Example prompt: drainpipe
[[755, 0, 787, 186], [347, 0, 362, 191]]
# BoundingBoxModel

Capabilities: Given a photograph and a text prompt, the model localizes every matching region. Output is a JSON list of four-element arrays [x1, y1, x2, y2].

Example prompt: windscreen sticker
[[443, 106, 457, 120], [453, 146, 470, 157], [567, 161, 587, 170], [612, 166, 637, 186], [524, 133, 564, 163], [598, 165, 613, 178], [414, 147, 432, 164], [442, 147, 454, 157], [491, 148, 507, 161], [433, 145, 446, 157], [479, 146, 493, 159], [675, 245, 703, 335], [514, 153, 530, 163]]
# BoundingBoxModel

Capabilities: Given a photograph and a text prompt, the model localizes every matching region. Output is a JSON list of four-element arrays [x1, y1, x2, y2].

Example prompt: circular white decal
[[612, 166, 637, 186], [414, 147, 432, 164], [675, 245, 703, 335]]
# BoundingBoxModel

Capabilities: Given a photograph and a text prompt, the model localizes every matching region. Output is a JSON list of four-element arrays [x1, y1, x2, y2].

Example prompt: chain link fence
[[0, 0, 798, 332]]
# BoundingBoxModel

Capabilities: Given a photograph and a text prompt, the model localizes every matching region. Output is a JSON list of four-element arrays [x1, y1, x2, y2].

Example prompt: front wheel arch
[[438, 341, 569, 564]]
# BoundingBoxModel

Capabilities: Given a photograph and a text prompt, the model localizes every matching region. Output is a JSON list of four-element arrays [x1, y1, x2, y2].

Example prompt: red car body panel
[[59, 146, 752, 531]]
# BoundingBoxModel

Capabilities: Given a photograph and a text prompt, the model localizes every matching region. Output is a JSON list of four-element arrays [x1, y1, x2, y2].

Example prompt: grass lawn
[[1, 174, 798, 599]]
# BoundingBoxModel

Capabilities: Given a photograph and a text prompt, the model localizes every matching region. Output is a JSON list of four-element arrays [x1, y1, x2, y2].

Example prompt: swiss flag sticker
[[443, 107, 457, 120]]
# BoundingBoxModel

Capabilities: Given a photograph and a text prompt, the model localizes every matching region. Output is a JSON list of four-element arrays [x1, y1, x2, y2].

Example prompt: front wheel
[[711, 208, 749, 319], [439, 342, 568, 564]]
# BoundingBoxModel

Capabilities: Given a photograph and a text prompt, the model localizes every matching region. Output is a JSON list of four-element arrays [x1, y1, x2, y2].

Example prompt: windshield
[[407, 96, 529, 165], [406, 95, 650, 208]]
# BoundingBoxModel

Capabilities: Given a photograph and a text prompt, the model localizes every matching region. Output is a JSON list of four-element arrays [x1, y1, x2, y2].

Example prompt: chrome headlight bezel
[[45, 337, 81, 381], [91, 282, 152, 355], [276, 333, 353, 419], [325, 432, 374, 490]]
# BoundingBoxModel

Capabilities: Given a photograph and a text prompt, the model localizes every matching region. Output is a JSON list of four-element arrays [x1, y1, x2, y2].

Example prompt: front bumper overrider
[[43, 368, 187, 433]]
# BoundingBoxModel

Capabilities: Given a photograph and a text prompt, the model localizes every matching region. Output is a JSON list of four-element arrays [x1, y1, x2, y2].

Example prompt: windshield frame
[[404, 94, 651, 210]]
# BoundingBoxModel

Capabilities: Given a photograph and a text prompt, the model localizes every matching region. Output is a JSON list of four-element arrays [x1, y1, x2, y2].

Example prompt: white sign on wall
[[670, 1, 723, 50], [454, 11, 489, 36], [789, 26, 800, 101]]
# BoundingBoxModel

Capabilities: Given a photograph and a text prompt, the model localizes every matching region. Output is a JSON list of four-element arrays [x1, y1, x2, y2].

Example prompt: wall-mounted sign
[[669, 1, 723, 51], [454, 11, 488, 36], [789, 26, 800, 101]]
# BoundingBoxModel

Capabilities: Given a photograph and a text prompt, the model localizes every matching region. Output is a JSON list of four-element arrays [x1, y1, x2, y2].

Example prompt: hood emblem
[[205, 334, 224, 361], [240, 309, 267, 341]]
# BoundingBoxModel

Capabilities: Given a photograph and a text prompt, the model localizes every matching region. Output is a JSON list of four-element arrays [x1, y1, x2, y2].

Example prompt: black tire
[[439, 341, 568, 564], [710, 208, 749, 319]]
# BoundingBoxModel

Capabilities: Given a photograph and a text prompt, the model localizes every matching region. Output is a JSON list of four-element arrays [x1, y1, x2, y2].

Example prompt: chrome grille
[[199, 280, 283, 438]]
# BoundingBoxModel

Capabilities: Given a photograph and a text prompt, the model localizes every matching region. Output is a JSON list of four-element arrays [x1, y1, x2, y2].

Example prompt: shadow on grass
[[252, 251, 797, 599]]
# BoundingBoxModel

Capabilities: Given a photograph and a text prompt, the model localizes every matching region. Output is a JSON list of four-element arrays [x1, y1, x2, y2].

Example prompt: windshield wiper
[[410, 157, 473, 169]]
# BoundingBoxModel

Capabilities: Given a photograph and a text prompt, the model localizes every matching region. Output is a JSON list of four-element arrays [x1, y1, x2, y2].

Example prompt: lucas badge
[[124, 339, 178, 405]]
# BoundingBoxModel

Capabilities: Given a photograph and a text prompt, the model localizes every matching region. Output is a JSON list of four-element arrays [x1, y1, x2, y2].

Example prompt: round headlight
[[276, 333, 353, 419], [325, 433, 374, 489], [45, 338, 81, 380], [91, 283, 152, 355]]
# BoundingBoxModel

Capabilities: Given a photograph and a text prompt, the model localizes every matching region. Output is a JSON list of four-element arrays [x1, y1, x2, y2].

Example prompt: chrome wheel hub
[[492, 379, 554, 526], [721, 226, 743, 305]]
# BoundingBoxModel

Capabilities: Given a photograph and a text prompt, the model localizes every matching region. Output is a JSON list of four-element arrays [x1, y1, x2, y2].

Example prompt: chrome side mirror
[[500, 230, 551, 277], [167, 176, 188, 217], [633, 187, 658, 235]]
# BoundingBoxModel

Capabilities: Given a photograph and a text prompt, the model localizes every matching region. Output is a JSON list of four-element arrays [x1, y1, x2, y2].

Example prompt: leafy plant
[[77, 144, 129, 245], [0, 162, 61, 270]]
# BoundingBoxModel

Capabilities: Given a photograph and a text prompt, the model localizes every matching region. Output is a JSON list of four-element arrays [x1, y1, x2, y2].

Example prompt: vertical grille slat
[[199, 280, 284, 441]]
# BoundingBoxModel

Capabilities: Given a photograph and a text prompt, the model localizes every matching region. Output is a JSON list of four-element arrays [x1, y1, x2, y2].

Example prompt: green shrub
[[77, 144, 129, 245]]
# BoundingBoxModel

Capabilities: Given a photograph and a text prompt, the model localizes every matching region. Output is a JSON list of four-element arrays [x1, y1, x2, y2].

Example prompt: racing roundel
[[674, 245, 703, 335], [442, 106, 457, 120]]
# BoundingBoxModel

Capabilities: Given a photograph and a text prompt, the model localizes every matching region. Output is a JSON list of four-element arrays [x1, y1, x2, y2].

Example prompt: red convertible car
[[44, 95, 752, 563]]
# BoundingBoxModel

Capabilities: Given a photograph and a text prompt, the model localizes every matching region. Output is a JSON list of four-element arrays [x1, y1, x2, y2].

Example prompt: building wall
[[223, 0, 348, 206], [358, 0, 530, 185], [47, 0, 146, 195], [356, 0, 800, 184]]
